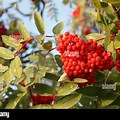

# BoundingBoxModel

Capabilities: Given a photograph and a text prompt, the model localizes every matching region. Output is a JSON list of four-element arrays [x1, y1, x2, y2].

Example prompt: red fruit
[[0, 22, 7, 35], [117, 48, 120, 55], [116, 23, 120, 30], [12, 32, 22, 40], [72, 6, 81, 17], [83, 28, 90, 35], [56, 32, 115, 88], [30, 93, 56, 105]]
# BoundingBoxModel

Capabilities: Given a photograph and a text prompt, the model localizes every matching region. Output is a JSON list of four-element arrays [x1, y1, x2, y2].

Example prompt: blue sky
[[1, 0, 73, 35]]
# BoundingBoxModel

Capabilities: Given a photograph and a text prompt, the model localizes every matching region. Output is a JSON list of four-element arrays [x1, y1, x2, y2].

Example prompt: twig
[[45, 47, 56, 57]]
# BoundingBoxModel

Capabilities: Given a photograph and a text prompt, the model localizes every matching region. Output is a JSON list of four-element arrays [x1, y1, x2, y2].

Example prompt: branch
[[45, 47, 56, 57]]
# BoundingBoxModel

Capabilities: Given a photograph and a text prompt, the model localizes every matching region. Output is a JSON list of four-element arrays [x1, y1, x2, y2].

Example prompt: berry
[[116, 23, 120, 30], [30, 93, 56, 105], [12, 32, 22, 40], [0, 22, 7, 35], [83, 28, 90, 35], [56, 32, 115, 88], [72, 6, 81, 17]]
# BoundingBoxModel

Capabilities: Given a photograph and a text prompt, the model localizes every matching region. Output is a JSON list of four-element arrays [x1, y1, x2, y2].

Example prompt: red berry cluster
[[30, 93, 56, 105], [56, 32, 115, 87], [116, 57, 120, 72], [0, 22, 7, 35], [12, 32, 22, 40]]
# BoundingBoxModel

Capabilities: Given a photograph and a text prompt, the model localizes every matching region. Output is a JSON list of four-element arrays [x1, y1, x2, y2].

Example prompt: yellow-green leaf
[[0, 64, 8, 72], [30, 104, 52, 109], [73, 78, 88, 83], [18, 20, 31, 40], [42, 41, 52, 50], [53, 94, 82, 109], [2, 35, 22, 49], [52, 22, 64, 35], [10, 56, 22, 78], [5, 92, 27, 109], [58, 73, 70, 82], [57, 83, 78, 96], [0, 47, 14, 60], [34, 12, 45, 34]]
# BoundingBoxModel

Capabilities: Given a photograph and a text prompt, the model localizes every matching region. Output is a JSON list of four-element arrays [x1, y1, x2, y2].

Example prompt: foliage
[[0, 0, 120, 109]]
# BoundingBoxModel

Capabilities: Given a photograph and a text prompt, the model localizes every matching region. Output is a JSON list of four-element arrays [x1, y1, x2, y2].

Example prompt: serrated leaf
[[5, 92, 27, 109], [53, 94, 82, 109], [55, 55, 63, 68], [0, 47, 14, 60], [30, 104, 52, 109], [73, 78, 88, 83], [42, 41, 52, 50], [17, 20, 31, 40], [24, 65, 37, 78], [29, 54, 39, 63], [107, 41, 116, 62], [35, 35, 45, 44], [52, 22, 64, 35], [58, 73, 70, 82], [10, 56, 22, 78], [57, 83, 78, 96], [0, 64, 8, 72], [2, 35, 22, 49], [34, 12, 45, 34]]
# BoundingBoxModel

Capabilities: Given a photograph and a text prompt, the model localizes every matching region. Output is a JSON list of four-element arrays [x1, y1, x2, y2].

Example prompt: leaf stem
[[15, 37, 34, 56], [45, 47, 56, 57]]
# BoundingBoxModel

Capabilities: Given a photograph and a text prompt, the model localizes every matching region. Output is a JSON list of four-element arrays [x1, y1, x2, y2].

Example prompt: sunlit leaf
[[0, 47, 14, 60], [52, 22, 64, 35], [58, 73, 70, 82], [53, 94, 82, 109], [2, 35, 22, 49], [57, 83, 78, 96], [0, 64, 8, 73], [73, 78, 88, 83], [10, 56, 22, 78], [18, 20, 31, 40], [30, 104, 52, 109], [34, 12, 45, 34]]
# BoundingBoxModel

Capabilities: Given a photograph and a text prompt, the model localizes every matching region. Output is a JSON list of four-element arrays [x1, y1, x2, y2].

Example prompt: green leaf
[[24, 76, 31, 86], [17, 20, 31, 40], [35, 35, 45, 44], [53, 94, 82, 109], [0, 64, 8, 72], [30, 104, 52, 109], [55, 55, 63, 68], [24, 65, 37, 78], [92, 0, 101, 8], [0, 47, 14, 60], [103, 105, 119, 109], [44, 73, 60, 81], [42, 41, 52, 50], [10, 56, 22, 78], [52, 22, 64, 35], [73, 78, 88, 83], [63, 0, 69, 4], [107, 41, 116, 62], [34, 12, 45, 34], [5, 92, 27, 109], [2, 35, 22, 49], [104, 0, 120, 4], [57, 83, 78, 96], [76, 86, 100, 96], [58, 73, 70, 82], [3, 69, 14, 84], [98, 91, 118, 108], [86, 33, 105, 40], [114, 38, 120, 49], [32, 83, 56, 94]]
